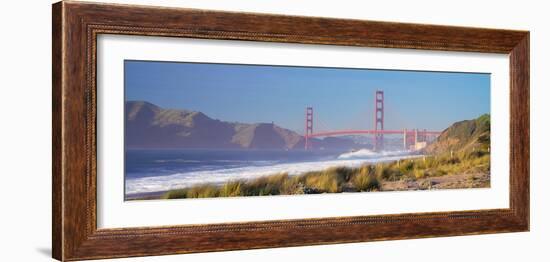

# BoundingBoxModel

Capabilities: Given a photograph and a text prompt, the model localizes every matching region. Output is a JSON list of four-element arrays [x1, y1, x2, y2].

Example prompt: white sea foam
[[337, 149, 412, 160], [154, 159, 277, 164], [126, 150, 421, 195]]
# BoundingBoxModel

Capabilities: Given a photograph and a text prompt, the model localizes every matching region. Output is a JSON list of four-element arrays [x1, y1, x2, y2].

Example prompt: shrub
[[163, 185, 221, 199], [280, 177, 304, 195], [301, 168, 346, 193], [399, 160, 415, 174], [377, 165, 403, 181], [423, 156, 437, 168], [444, 156, 461, 165], [413, 169, 426, 179], [219, 181, 244, 197], [186, 185, 219, 198], [466, 149, 487, 159], [352, 166, 380, 191], [163, 189, 188, 199], [246, 173, 289, 196], [306, 174, 339, 192]]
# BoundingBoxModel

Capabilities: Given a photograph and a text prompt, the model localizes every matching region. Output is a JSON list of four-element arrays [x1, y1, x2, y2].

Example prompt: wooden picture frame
[[52, 1, 529, 261]]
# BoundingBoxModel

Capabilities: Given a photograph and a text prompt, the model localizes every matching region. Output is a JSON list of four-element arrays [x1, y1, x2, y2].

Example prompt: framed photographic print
[[52, 1, 529, 261]]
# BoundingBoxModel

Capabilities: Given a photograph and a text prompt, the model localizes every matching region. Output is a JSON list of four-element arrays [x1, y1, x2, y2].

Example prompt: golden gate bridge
[[304, 90, 441, 151]]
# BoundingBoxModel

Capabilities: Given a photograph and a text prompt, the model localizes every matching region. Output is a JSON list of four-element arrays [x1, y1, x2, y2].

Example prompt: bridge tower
[[374, 90, 384, 151], [304, 107, 313, 150]]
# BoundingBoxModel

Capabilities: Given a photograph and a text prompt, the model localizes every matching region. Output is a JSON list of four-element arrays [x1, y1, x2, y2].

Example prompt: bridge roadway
[[307, 129, 441, 138]]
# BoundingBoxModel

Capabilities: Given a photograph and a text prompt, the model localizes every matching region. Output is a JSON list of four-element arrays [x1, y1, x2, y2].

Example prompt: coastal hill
[[125, 101, 357, 149], [424, 114, 490, 155]]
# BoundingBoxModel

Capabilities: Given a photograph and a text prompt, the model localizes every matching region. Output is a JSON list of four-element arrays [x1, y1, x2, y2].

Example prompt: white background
[[0, 0, 546, 261]]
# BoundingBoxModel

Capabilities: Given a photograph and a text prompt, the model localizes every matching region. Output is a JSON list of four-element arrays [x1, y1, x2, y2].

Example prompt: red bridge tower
[[304, 107, 313, 150], [374, 90, 384, 151], [302, 90, 439, 151]]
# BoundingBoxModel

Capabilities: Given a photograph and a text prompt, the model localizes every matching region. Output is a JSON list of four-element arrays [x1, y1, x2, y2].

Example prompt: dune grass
[[162, 148, 490, 199]]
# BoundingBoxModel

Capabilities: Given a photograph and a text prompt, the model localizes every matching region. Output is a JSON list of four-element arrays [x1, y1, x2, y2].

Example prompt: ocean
[[125, 148, 418, 196]]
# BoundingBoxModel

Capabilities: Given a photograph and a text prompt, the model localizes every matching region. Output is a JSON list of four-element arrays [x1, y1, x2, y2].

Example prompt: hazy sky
[[125, 60, 490, 134]]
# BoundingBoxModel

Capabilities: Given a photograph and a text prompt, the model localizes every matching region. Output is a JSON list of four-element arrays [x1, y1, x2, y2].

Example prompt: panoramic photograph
[[124, 60, 491, 200]]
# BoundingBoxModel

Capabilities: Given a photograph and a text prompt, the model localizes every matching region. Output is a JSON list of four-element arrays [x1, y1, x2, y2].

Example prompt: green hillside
[[425, 114, 490, 155]]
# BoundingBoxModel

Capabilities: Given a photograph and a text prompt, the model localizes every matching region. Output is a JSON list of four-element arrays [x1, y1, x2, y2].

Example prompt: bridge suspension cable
[[303, 90, 441, 151]]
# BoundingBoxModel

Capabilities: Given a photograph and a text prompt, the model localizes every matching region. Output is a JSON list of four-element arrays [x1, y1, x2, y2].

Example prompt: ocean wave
[[154, 159, 202, 163], [337, 149, 411, 160], [125, 152, 421, 195], [153, 159, 277, 165]]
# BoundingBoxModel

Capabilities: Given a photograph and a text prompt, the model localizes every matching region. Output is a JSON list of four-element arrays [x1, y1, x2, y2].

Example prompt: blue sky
[[125, 60, 490, 134]]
